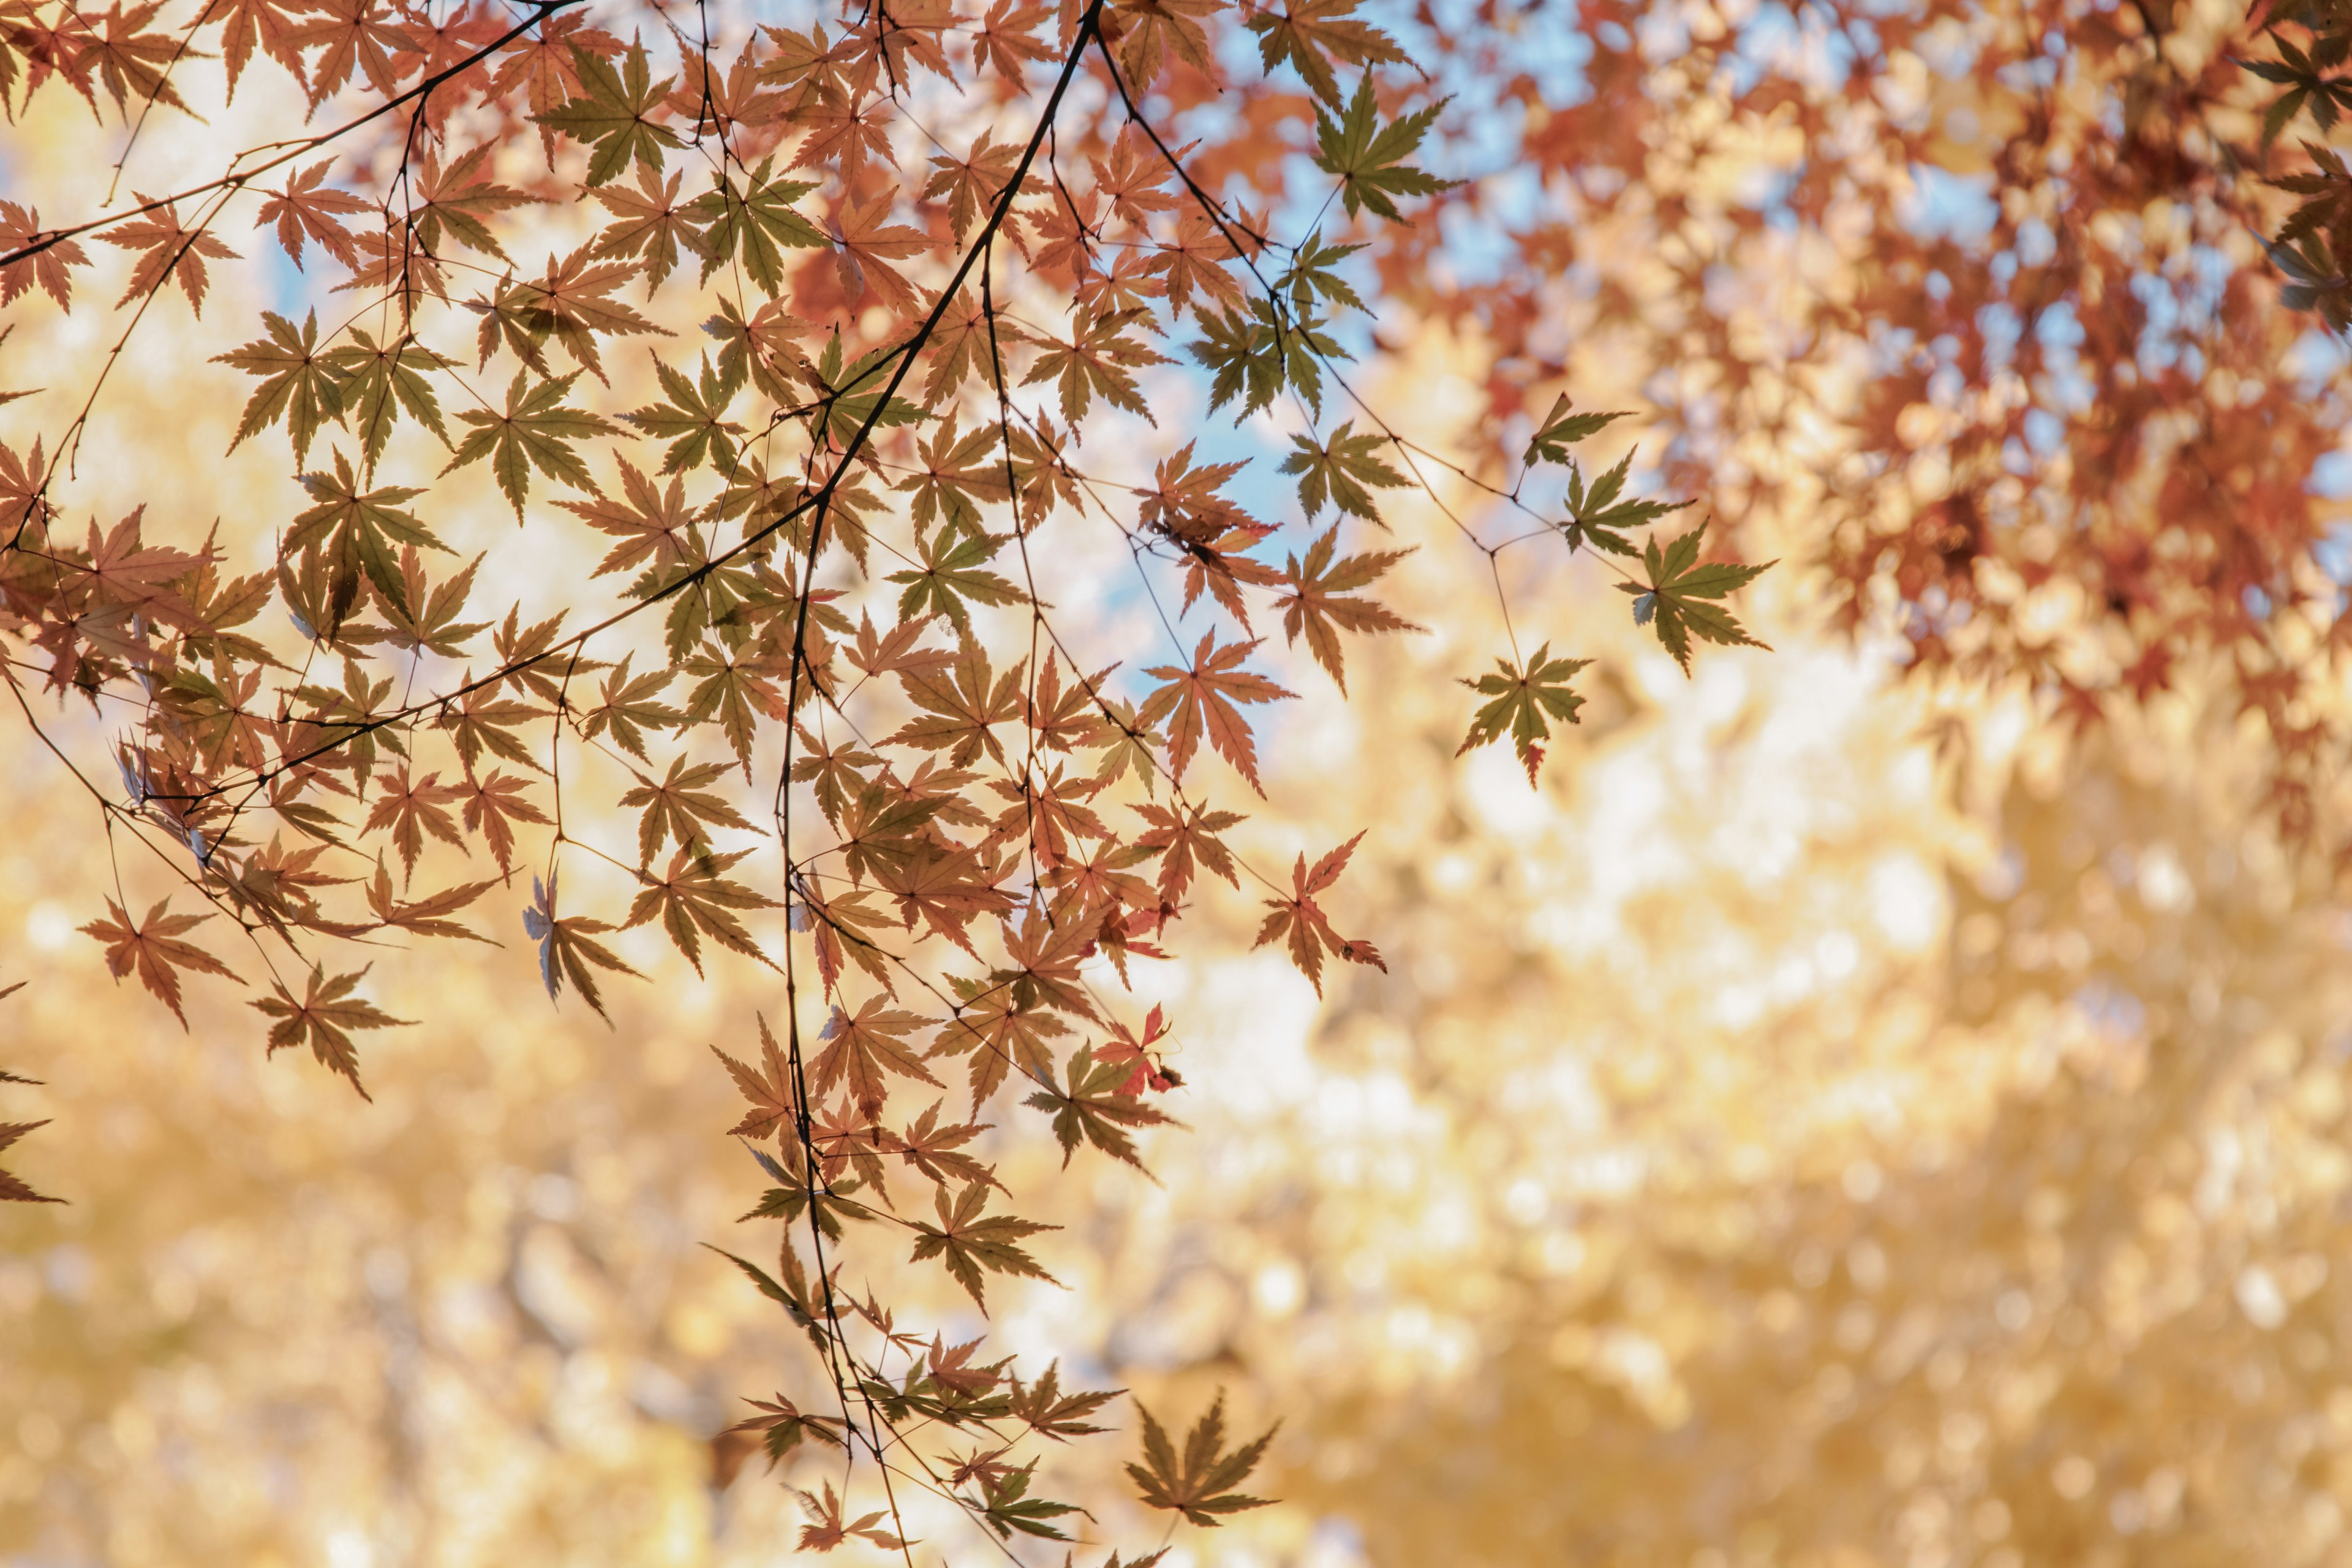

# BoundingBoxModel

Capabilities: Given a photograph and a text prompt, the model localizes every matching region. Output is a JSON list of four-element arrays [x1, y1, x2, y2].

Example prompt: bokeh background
[[10, 3, 2352, 1567]]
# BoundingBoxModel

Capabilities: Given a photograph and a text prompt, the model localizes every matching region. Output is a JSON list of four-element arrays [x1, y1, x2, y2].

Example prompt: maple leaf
[[971, 0, 1054, 80], [1008, 1361, 1118, 1441], [995, 896, 1104, 1021], [1616, 526, 1776, 674], [216, 309, 344, 463], [622, 756, 757, 865], [1093, 1003, 1175, 1095], [814, 994, 941, 1119], [826, 185, 933, 316], [1557, 448, 1691, 557], [1276, 528, 1417, 692], [101, 194, 238, 312], [1457, 643, 1590, 784], [1252, 832, 1385, 995], [791, 1480, 907, 1553], [1190, 296, 1346, 420], [555, 458, 696, 578], [258, 161, 368, 270], [924, 127, 1023, 243], [445, 371, 624, 517], [1311, 76, 1455, 221], [725, 1390, 846, 1469], [522, 873, 643, 1021], [81, 898, 239, 1027], [712, 1013, 799, 1139], [590, 163, 695, 291], [934, 973, 1067, 1107], [685, 155, 827, 296], [1142, 633, 1295, 795], [1106, 0, 1216, 90], [1246, 0, 1406, 105], [889, 520, 1023, 632], [974, 1463, 1083, 1541], [201, 0, 309, 98], [891, 639, 1025, 766], [896, 1100, 1000, 1189], [285, 450, 450, 623], [579, 655, 682, 760], [361, 766, 468, 880], [625, 846, 778, 974], [620, 354, 744, 473], [251, 965, 409, 1100], [323, 329, 453, 474], [364, 864, 497, 943], [1022, 305, 1167, 425], [1131, 799, 1243, 908], [469, 244, 665, 384], [1282, 421, 1408, 522], [459, 769, 548, 873], [1026, 1044, 1173, 1169], [290, 0, 406, 101], [1522, 391, 1632, 467], [1125, 1395, 1278, 1527], [0, 201, 88, 310], [0, 1114, 59, 1205], [536, 40, 682, 187], [410, 145, 538, 260], [801, 332, 932, 447], [895, 414, 1011, 535], [1156, 208, 1246, 319], [909, 1180, 1058, 1311]]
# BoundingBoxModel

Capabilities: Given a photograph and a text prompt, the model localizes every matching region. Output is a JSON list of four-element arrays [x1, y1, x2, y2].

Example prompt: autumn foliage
[[3, 0, 2351, 1555]]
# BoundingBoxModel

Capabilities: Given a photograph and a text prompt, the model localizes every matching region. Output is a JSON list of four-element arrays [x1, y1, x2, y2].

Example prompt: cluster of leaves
[[0, 978, 56, 1205], [1298, 0, 2352, 863], [0, 0, 1768, 1555]]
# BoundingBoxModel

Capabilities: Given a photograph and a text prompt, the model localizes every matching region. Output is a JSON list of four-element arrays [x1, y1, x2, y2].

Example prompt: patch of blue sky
[[2021, 405, 2064, 459], [2313, 521, 2352, 588], [261, 219, 325, 323], [1977, 300, 2020, 372], [2282, 326, 2350, 396], [2311, 451, 2352, 499], [1510, 15, 1597, 111], [1434, 199, 1522, 290], [2034, 300, 2095, 414], [1901, 164, 1998, 245]]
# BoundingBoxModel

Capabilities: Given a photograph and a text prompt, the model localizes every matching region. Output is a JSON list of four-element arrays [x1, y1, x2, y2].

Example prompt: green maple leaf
[[685, 155, 827, 295], [1312, 75, 1455, 221], [1024, 1046, 1173, 1171], [1456, 642, 1590, 785], [535, 40, 681, 188], [624, 845, 778, 975], [974, 1464, 1083, 1542], [888, 520, 1023, 631], [286, 449, 451, 619], [1275, 227, 1367, 314], [1522, 391, 1632, 467], [804, 332, 930, 447], [1125, 1395, 1278, 1528], [445, 370, 623, 516], [1281, 420, 1407, 521], [908, 1181, 1059, 1312], [324, 328, 452, 473], [215, 308, 342, 462], [1191, 298, 1347, 421], [1558, 449, 1690, 556], [621, 354, 744, 473], [1616, 525, 1776, 673]]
